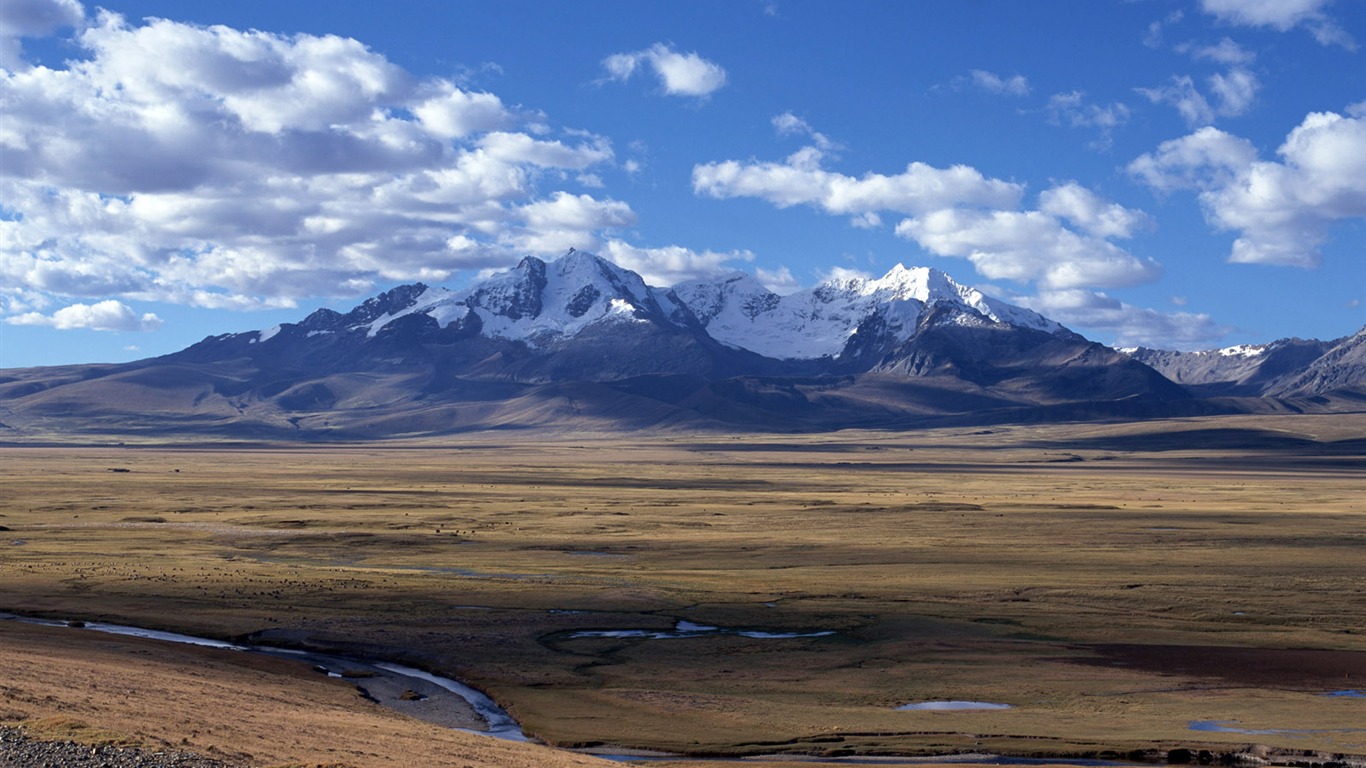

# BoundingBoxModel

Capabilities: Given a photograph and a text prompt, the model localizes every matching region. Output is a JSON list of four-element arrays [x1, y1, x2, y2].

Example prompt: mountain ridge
[[1, 250, 1361, 440], [1123, 327, 1366, 398]]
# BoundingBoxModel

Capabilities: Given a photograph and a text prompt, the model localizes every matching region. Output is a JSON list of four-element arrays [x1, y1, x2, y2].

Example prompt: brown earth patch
[[1074, 644, 1366, 689]]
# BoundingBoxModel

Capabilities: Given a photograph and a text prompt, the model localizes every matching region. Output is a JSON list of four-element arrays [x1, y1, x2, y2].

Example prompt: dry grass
[[0, 621, 608, 768], [1, 412, 1364, 762]]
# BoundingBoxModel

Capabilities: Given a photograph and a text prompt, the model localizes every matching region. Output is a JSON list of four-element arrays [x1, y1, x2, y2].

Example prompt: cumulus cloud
[[0, 0, 83, 33], [412, 82, 512, 139], [772, 111, 839, 152], [511, 192, 637, 254], [755, 265, 800, 294], [1199, 0, 1355, 48], [1127, 126, 1258, 192], [602, 43, 727, 98], [600, 240, 752, 287], [0, 0, 84, 68], [1046, 91, 1131, 150], [693, 156, 1021, 216], [1187, 37, 1255, 65], [695, 149, 1157, 293], [479, 132, 613, 169], [0, 11, 731, 326], [1138, 70, 1259, 127], [1139, 36, 1261, 128], [1207, 67, 1259, 116], [6, 299, 163, 331], [1129, 109, 1366, 267], [894, 208, 1160, 290], [1023, 289, 1228, 349], [1039, 182, 1151, 239], [965, 69, 1030, 97]]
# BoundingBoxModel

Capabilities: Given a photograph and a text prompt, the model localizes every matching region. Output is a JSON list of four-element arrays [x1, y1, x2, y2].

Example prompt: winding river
[[2, 613, 1147, 766]]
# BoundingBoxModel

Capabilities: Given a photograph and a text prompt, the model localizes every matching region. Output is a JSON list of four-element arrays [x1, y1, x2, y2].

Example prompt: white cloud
[[849, 211, 882, 229], [602, 43, 727, 98], [695, 149, 1159, 294], [1039, 182, 1151, 239], [511, 192, 637, 254], [412, 82, 512, 139], [6, 299, 162, 331], [1023, 289, 1228, 350], [819, 266, 873, 284], [0, 0, 83, 36], [0, 0, 84, 68], [894, 208, 1160, 290], [693, 157, 1021, 216], [1127, 126, 1258, 192], [1139, 76, 1216, 127], [1130, 110, 1366, 267], [600, 240, 752, 287], [755, 265, 800, 294], [1046, 91, 1130, 149], [1207, 67, 1259, 116], [0, 11, 686, 323], [772, 111, 838, 152], [1138, 43, 1261, 127], [1212, 111, 1366, 266], [772, 111, 809, 135], [479, 132, 613, 169], [1199, 0, 1355, 48], [1187, 37, 1255, 65], [967, 69, 1030, 97]]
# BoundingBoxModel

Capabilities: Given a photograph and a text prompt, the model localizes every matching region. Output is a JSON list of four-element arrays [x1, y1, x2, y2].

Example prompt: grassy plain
[[2, 413, 1364, 765]]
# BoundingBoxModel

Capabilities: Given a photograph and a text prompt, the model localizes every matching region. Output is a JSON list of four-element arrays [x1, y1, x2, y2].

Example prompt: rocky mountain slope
[[1125, 328, 1366, 397]]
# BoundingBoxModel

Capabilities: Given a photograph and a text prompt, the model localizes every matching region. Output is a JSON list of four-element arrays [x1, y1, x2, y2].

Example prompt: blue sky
[[1, 0, 1363, 367]]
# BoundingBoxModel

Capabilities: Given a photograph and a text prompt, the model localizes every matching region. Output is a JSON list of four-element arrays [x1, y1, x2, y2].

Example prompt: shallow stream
[[3, 612, 1162, 765]]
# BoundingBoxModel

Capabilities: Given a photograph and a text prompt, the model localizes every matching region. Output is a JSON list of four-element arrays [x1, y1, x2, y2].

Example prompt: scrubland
[[1, 413, 1363, 765]]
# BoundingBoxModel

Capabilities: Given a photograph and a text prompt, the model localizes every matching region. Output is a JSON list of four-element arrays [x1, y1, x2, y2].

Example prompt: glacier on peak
[[248, 250, 1067, 362], [671, 263, 1063, 360], [353, 250, 686, 347]]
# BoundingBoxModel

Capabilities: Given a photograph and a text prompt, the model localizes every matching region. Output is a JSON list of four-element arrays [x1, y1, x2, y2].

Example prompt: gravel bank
[[0, 727, 234, 768]]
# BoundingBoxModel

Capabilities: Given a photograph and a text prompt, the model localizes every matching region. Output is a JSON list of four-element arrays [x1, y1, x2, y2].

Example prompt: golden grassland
[[1, 412, 1364, 765]]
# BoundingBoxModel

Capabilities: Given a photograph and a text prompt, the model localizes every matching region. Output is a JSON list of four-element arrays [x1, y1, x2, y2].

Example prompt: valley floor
[[1, 413, 1364, 765]]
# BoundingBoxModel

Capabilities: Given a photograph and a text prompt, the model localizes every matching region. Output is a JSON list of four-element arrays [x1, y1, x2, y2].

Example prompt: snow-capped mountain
[[670, 265, 1062, 361], [7, 249, 1288, 439], [373, 250, 692, 345], [246, 252, 1070, 370], [255, 250, 692, 348]]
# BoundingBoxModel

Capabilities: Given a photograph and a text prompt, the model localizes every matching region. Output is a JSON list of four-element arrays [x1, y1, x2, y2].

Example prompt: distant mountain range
[[2, 250, 1362, 439], [1122, 329, 1366, 398]]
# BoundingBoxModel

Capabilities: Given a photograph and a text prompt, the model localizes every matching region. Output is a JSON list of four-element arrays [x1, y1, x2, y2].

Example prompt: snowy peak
[[245, 252, 1068, 365], [457, 250, 686, 344], [670, 271, 778, 325], [314, 250, 691, 347], [673, 263, 1064, 361]]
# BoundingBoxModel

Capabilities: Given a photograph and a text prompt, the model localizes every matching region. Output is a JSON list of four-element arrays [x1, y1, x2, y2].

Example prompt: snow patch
[[1218, 344, 1266, 358], [257, 325, 282, 343]]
